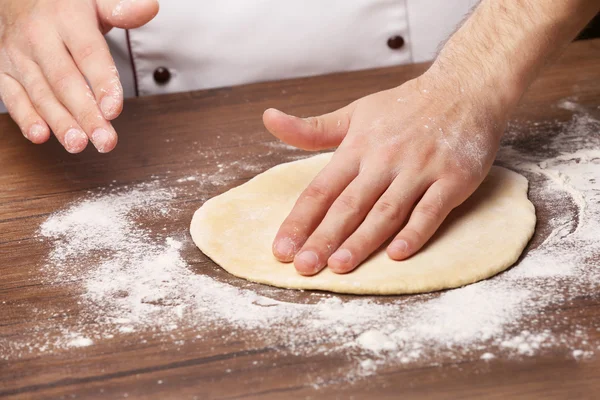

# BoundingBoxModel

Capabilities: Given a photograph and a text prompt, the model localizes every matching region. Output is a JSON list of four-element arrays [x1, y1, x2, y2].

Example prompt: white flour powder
[[4, 104, 600, 386]]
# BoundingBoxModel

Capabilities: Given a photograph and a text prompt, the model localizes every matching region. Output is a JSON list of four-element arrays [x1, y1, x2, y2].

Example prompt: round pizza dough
[[190, 153, 536, 295]]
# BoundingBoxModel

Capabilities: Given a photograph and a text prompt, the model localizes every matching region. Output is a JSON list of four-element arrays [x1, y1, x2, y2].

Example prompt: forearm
[[427, 0, 600, 116]]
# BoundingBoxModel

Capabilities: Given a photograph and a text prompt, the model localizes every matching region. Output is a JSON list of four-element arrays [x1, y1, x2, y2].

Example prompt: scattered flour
[[356, 330, 398, 354], [177, 142, 310, 188], [4, 102, 600, 387], [557, 98, 582, 112], [263, 141, 303, 151], [67, 335, 94, 348], [176, 176, 197, 183]]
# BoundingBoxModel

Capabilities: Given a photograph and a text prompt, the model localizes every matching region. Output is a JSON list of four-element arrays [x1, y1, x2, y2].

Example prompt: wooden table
[[1, 39, 600, 399]]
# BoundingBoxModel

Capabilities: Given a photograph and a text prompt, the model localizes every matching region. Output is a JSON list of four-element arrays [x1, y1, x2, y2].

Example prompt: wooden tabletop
[[1, 39, 600, 399]]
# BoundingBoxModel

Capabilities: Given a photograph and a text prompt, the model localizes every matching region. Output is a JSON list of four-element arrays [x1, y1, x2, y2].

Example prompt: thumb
[[262, 105, 355, 151], [97, 0, 160, 30]]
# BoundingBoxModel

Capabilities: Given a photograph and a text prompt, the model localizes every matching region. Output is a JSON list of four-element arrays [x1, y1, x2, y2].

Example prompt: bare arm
[[431, 0, 600, 117]]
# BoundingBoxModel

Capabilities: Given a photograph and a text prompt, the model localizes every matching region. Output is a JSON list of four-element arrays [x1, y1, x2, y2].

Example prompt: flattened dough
[[190, 153, 536, 295]]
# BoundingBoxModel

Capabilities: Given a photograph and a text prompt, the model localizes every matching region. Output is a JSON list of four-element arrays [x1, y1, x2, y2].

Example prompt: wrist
[[417, 61, 514, 142], [425, 53, 522, 120]]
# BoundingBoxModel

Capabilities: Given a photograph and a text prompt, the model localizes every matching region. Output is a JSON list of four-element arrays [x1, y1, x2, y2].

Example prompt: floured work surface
[[1, 40, 600, 399], [4, 102, 599, 398], [191, 158, 536, 295]]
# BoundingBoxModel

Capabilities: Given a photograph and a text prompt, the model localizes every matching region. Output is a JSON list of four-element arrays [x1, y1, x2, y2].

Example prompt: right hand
[[0, 0, 159, 153]]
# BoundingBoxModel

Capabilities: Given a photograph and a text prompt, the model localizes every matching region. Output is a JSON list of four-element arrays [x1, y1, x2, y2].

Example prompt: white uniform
[[108, 0, 476, 98], [1, 0, 476, 112]]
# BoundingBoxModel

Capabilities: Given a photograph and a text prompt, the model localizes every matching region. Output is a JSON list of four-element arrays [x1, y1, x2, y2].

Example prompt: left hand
[[263, 74, 506, 276]]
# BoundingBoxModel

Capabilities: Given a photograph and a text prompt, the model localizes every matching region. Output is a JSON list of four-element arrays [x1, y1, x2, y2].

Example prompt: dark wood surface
[[1, 39, 600, 399]]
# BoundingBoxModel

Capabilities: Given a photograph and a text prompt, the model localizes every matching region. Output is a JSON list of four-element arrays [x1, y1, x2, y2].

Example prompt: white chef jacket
[[1, 0, 476, 112]]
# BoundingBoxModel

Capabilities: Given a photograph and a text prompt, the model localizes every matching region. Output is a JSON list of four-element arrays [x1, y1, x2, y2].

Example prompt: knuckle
[[3, 43, 22, 66], [339, 135, 365, 153], [23, 22, 42, 43], [75, 43, 99, 63], [17, 60, 37, 82], [306, 116, 323, 133], [373, 198, 402, 221], [48, 69, 72, 90], [412, 152, 431, 171], [416, 202, 441, 221], [24, 20, 50, 48], [27, 80, 51, 104], [378, 154, 395, 169], [301, 181, 331, 204], [76, 104, 102, 126], [332, 194, 362, 215], [76, 42, 108, 67]]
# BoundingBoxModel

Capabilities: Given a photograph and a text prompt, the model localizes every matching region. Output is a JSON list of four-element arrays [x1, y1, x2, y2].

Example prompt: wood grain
[[1, 39, 600, 399]]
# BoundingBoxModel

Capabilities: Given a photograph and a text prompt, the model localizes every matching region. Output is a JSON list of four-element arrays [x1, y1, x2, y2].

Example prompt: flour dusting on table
[[4, 105, 600, 387]]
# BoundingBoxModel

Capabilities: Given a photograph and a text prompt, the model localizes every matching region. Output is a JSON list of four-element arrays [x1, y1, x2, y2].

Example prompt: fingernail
[[100, 95, 118, 120], [113, 0, 152, 20], [330, 249, 352, 264], [112, 0, 131, 19], [274, 238, 296, 259], [91, 128, 114, 153], [29, 124, 46, 142], [268, 108, 285, 116], [64, 129, 88, 153], [389, 240, 408, 255], [295, 251, 319, 272]]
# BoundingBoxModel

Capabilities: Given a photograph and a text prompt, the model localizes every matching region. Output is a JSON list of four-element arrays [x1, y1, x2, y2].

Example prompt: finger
[[328, 175, 427, 273], [18, 60, 89, 153], [98, 0, 160, 30], [387, 180, 463, 260], [272, 153, 359, 264], [263, 103, 355, 150], [294, 169, 393, 276], [0, 73, 50, 144], [31, 32, 117, 153], [60, 21, 123, 120]]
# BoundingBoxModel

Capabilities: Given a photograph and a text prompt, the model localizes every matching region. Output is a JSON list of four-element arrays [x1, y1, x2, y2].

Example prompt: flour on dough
[[190, 153, 536, 295]]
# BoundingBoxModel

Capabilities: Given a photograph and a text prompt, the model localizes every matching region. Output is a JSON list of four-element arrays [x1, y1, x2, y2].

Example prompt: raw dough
[[190, 153, 536, 295]]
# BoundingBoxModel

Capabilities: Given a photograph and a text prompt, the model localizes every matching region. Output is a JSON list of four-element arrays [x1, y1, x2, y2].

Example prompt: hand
[[263, 73, 507, 276], [0, 0, 158, 153]]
